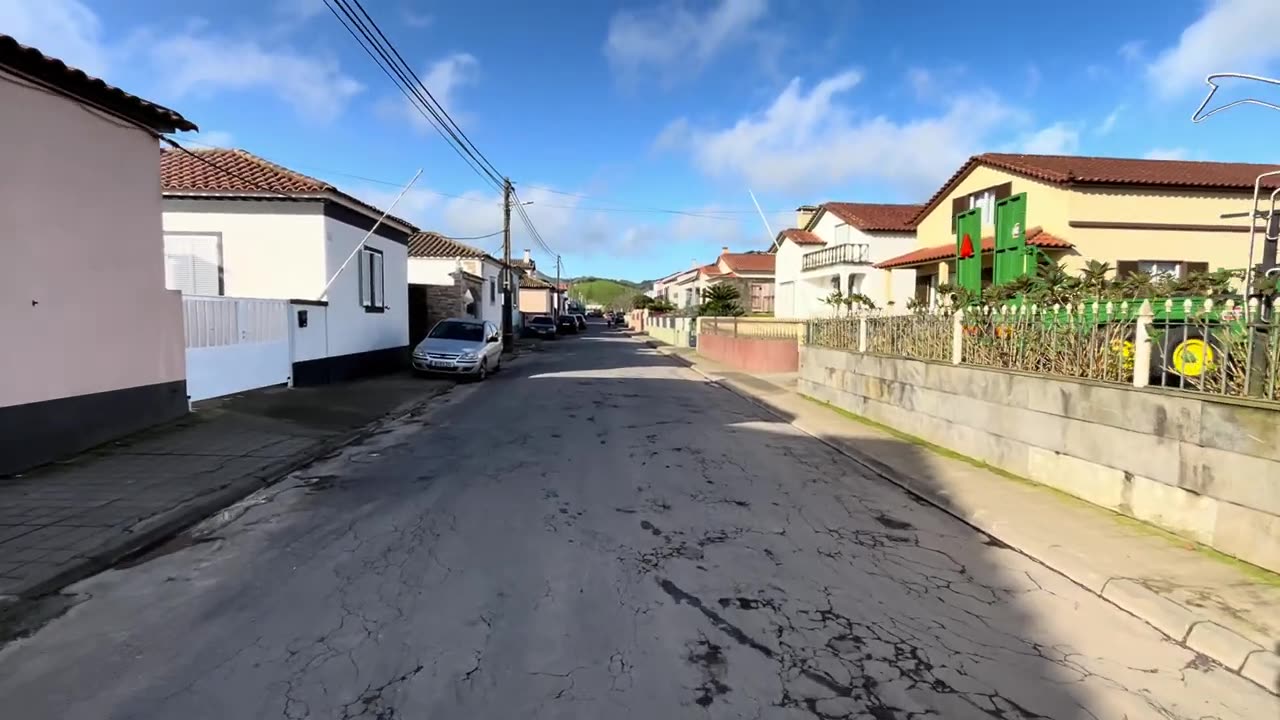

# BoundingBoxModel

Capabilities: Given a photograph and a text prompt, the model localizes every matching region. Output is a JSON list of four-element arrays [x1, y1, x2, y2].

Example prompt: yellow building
[[876, 153, 1279, 302]]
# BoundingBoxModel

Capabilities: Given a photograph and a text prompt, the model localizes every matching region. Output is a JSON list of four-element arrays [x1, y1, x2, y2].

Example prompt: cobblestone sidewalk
[[0, 374, 450, 602]]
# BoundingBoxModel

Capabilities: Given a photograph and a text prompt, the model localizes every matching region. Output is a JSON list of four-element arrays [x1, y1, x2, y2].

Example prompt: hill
[[568, 278, 646, 308]]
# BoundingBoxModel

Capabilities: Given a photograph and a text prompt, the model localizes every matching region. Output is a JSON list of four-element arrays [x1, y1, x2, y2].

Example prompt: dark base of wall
[[292, 345, 409, 386], [0, 380, 188, 477]]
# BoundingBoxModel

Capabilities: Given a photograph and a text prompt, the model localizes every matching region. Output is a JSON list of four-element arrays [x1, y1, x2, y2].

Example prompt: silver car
[[412, 318, 503, 380]]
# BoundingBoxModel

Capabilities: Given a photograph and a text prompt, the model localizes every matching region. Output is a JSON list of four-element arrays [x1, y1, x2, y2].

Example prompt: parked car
[[588, 309, 604, 317], [574, 314, 587, 330], [557, 315, 579, 334], [525, 315, 557, 339], [412, 318, 502, 380]]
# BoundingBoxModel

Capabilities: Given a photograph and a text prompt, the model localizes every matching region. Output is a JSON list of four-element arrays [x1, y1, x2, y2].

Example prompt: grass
[[569, 279, 642, 309], [799, 394, 1280, 586]]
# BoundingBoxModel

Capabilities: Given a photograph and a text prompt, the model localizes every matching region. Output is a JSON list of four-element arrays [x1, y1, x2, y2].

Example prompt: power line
[[161, 137, 293, 198], [443, 229, 504, 240], [345, 0, 503, 183], [324, 0, 503, 192]]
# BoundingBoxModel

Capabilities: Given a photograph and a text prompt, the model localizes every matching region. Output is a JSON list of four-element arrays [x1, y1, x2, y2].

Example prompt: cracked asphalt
[[0, 328, 1275, 719]]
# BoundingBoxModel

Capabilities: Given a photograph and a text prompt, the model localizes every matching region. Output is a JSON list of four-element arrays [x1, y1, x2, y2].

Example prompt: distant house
[[406, 232, 508, 343], [874, 153, 1279, 304], [709, 248, 776, 314], [160, 148, 417, 384], [0, 35, 196, 474], [772, 202, 920, 318], [519, 274, 559, 319]]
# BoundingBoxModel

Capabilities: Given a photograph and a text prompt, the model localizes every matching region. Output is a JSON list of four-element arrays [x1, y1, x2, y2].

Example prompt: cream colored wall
[[914, 165, 1071, 249], [519, 288, 551, 313], [1062, 227, 1260, 275], [163, 200, 327, 299], [1, 74, 185, 408]]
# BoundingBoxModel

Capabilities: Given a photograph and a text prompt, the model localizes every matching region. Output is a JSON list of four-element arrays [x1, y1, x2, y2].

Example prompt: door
[[183, 296, 291, 402]]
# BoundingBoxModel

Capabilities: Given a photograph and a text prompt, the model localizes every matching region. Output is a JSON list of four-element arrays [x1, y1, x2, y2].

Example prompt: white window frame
[[834, 223, 851, 244], [969, 190, 996, 226], [1138, 260, 1182, 279], [163, 233, 222, 296], [358, 246, 385, 310]]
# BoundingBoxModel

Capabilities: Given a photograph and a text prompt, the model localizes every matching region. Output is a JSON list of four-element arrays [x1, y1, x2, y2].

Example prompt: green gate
[[993, 193, 1029, 285], [955, 208, 983, 296]]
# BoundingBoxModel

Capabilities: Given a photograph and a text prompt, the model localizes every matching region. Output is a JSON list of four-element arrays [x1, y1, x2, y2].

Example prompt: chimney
[[721, 246, 729, 255], [796, 204, 818, 229], [691, 259, 698, 269], [523, 249, 531, 263]]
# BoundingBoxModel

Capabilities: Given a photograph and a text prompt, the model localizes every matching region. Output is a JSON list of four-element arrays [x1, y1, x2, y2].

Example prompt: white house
[[1, 35, 196, 474], [406, 232, 508, 342], [160, 148, 417, 385], [773, 202, 921, 318]]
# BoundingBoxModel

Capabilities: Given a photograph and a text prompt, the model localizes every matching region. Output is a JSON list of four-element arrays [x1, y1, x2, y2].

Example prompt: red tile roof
[[719, 252, 776, 274], [777, 228, 825, 246], [874, 227, 1072, 269], [407, 232, 491, 259], [1, 34, 195, 132], [820, 202, 924, 232], [698, 262, 725, 277], [161, 148, 416, 230], [913, 153, 1280, 224]]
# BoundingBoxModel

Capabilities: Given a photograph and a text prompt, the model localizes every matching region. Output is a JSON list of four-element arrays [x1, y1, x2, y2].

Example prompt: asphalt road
[[0, 325, 1274, 719]]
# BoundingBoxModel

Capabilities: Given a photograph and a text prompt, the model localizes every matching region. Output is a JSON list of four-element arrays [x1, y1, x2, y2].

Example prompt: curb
[[0, 385, 452, 615], [653, 340, 1280, 696]]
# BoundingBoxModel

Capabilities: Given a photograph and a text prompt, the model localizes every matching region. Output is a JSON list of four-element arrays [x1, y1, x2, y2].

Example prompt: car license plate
[[430, 360, 453, 369]]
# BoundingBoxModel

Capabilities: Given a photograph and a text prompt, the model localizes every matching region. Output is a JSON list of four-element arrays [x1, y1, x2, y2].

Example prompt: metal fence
[[701, 317, 805, 339], [806, 298, 1280, 405]]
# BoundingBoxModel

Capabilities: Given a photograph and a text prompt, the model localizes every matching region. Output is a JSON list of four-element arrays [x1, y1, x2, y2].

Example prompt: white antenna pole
[[748, 189, 777, 250], [319, 169, 422, 300]]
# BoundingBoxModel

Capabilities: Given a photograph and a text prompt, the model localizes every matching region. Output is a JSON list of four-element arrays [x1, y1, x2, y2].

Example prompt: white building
[[0, 35, 195, 474], [160, 148, 417, 384], [406, 232, 509, 342], [773, 202, 921, 318]]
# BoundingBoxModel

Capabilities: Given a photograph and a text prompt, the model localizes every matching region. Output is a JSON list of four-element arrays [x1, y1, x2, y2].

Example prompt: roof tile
[[777, 228, 825, 246], [821, 202, 923, 231], [407, 232, 490, 259], [874, 227, 1072, 269], [719, 252, 775, 273]]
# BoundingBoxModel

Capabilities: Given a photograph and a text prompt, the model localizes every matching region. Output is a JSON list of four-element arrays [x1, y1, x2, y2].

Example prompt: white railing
[[182, 296, 289, 349]]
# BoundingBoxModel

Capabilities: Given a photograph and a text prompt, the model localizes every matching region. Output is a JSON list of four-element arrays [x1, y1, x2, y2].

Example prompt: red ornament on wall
[[959, 233, 975, 259]]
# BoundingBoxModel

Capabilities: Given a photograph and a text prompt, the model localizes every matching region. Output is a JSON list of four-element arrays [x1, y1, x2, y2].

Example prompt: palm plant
[[700, 284, 745, 316]]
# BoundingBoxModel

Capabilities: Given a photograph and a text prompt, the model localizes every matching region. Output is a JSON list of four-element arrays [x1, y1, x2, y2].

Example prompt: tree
[[631, 294, 654, 310], [699, 284, 744, 316], [648, 298, 677, 314]]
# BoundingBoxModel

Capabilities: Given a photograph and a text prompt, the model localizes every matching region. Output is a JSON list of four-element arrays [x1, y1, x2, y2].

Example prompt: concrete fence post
[[1132, 300, 1154, 388], [857, 314, 867, 353], [951, 310, 964, 365]]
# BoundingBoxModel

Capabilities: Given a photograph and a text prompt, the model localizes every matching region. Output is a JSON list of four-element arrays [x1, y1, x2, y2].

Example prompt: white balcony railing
[[802, 243, 870, 271]]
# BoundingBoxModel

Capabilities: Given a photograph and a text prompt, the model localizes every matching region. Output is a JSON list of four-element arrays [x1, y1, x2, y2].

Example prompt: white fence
[[183, 296, 291, 401]]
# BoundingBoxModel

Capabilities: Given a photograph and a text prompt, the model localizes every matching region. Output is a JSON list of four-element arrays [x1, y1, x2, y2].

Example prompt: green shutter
[[955, 208, 983, 296], [993, 193, 1028, 285]]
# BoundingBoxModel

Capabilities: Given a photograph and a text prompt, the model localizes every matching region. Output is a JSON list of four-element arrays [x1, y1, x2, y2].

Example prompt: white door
[[777, 281, 795, 318], [183, 296, 291, 401]]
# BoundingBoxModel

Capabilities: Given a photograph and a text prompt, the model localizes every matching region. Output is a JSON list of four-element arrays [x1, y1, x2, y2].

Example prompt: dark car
[[525, 315, 557, 339], [556, 315, 579, 334]]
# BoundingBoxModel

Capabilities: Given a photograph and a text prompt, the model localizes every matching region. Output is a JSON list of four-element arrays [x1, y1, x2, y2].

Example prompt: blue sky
[[6, 0, 1279, 280]]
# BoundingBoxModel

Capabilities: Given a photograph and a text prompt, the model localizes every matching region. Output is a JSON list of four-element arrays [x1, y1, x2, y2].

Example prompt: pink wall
[[697, 334, 799, 373], [0, 73, 185, 408]]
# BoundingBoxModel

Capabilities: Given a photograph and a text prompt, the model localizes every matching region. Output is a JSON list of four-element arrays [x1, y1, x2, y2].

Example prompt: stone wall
[[799, 346, 1280, 573]]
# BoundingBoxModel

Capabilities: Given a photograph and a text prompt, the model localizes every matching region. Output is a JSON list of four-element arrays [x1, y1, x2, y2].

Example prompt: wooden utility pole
[[502, 177, 514, 351], [555, 256, 561, 318]]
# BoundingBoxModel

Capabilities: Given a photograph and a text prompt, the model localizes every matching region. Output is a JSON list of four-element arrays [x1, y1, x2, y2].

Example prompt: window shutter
[[994, 182, 1013, 200], [358, 250, 371, 306], [163, 236, 192, 294], [372, 252, 385, 306], [1115, 261, 1139, 279], [1183, 261, 1209, 276], [951, 197, 966, 230], [188, 234, 221, 296]]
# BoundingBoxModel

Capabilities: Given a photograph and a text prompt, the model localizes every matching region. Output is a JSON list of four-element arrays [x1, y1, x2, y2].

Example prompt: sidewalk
[[648, 339, 1280, 695], [0, 373, 451, 606]]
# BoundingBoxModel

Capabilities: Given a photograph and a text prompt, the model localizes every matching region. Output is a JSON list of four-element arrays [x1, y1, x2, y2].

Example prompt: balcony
[[802, 243, 870, 271]]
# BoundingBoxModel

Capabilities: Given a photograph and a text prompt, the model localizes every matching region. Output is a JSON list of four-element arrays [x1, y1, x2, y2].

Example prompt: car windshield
[[429, 322, 484, 342], [530, 316, 553, 326]]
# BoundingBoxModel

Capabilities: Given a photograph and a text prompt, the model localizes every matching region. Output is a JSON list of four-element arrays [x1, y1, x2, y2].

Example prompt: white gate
[[183, 296, 291, 402]]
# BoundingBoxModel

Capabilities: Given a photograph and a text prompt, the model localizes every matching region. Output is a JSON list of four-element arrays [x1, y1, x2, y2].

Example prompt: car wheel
[[494, 354, 502, 372], [476, 359, 488, 382]]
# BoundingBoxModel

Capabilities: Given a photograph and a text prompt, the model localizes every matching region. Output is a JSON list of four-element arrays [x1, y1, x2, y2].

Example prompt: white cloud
[[1144, 147, 1189, 160], [1147, 0, 1278, 99], [0, 0, 110, 76], [147, 33, 363, 122], [661, 70, 1024, 196], [1096, 106, 1123, 135], [188, 129, 235, 147], [403, 9, 433, 28], [604, 0, 768, 81], [1018, 123, 1080, 154], [906, 68, 933, 100], [381, 53, 480, 133]]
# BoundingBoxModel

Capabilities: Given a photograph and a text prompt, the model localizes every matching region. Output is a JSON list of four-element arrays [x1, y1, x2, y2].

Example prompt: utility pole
[[501, 177, 514, 351], [555, 256, 561, 318]]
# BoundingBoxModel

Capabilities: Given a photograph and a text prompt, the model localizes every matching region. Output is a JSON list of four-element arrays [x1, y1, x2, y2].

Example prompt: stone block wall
[[799, 346, 1280, 573]]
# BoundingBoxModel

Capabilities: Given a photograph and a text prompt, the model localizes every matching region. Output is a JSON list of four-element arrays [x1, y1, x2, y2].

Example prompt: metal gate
[[183, 296, 290, 402]]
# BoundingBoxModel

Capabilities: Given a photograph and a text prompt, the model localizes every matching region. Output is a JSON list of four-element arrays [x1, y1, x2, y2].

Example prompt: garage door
[[183, 296, 291, 402]]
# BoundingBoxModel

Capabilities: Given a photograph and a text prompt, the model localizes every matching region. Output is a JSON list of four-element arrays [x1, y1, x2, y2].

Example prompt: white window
[[1138, 260, 1181, 278], [163, 234, 221, 295], [834, 224, 851, 244], [358, 247, 385, 309], [969, 190, 996, 226]]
